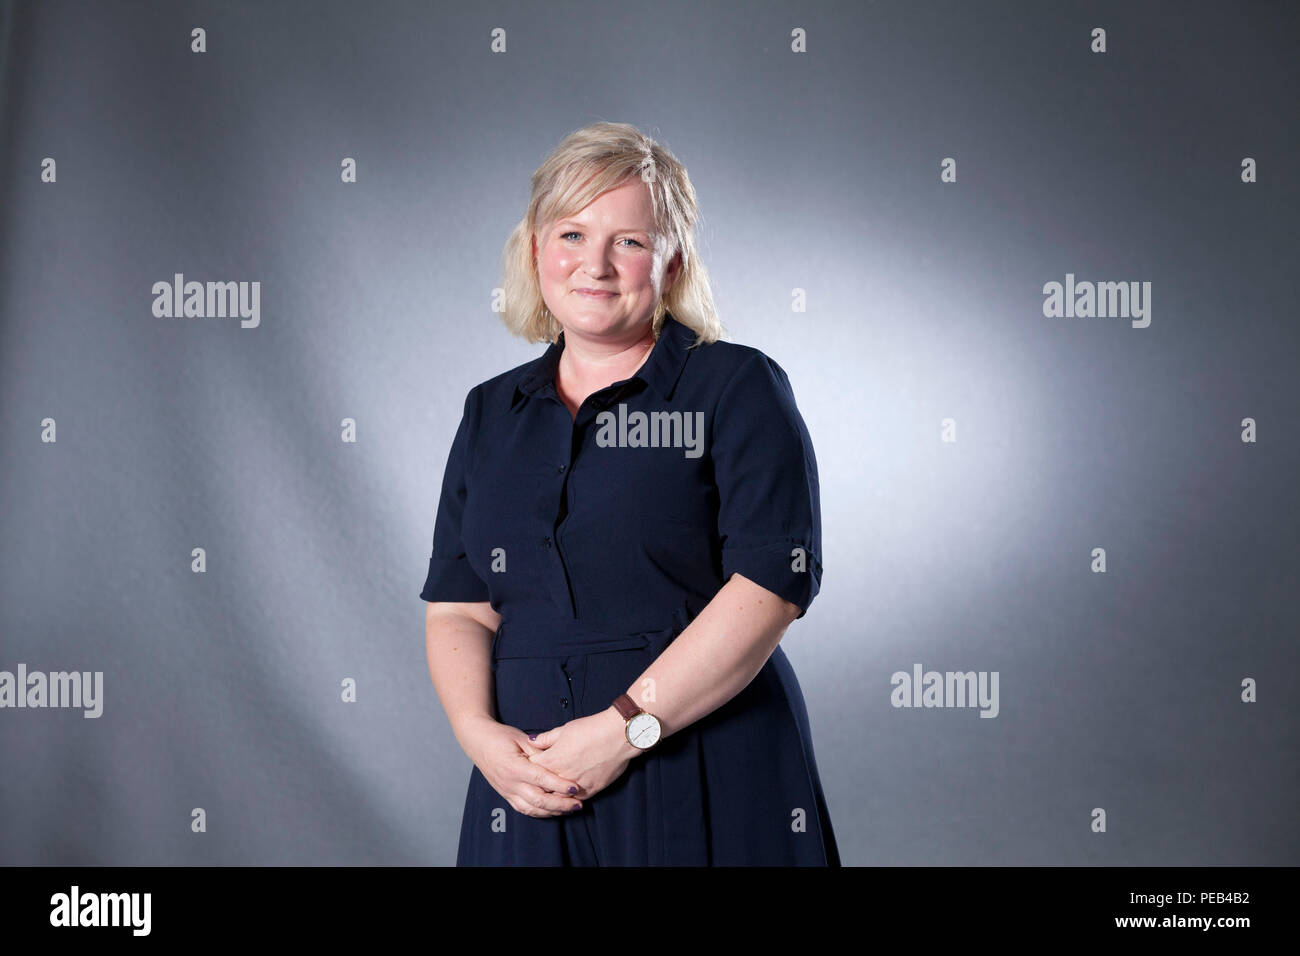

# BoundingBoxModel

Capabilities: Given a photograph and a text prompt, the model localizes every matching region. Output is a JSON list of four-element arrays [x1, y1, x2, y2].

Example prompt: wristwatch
[[612, 693, 662, 751]]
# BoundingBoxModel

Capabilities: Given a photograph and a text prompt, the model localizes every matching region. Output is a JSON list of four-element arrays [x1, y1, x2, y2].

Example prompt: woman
[[421, 122, 839, 865]]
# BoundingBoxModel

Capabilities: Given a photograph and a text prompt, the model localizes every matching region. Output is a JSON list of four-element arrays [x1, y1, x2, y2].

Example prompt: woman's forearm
[[620, 573, 800, 739], [424, 605, 498, 754]]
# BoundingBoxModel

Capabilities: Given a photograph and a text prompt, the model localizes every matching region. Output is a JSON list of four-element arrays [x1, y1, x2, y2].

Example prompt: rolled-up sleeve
[[420, 387, 491, 603], [711, 353, 823, 618]]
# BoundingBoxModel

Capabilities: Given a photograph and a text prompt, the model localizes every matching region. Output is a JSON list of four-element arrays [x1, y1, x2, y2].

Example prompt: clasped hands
[[466, 708, 639, 819]]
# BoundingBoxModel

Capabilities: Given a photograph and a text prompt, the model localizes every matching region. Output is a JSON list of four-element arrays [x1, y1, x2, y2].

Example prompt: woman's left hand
[[527, 709, 637, 801]]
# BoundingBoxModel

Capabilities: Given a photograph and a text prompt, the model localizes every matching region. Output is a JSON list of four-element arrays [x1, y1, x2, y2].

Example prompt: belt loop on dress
[[489, 621, 504, 672], [675, 596, 702, 630]]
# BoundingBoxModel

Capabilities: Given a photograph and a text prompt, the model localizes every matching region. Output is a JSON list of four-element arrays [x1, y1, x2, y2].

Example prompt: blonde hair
[[499, 122, 724, 347]]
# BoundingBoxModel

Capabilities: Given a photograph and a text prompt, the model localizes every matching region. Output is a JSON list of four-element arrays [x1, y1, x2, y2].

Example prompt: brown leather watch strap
[[612, 693, 641, 720]]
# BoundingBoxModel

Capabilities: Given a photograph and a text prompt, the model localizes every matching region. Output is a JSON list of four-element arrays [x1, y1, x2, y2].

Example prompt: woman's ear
[[664, 248, 683, 292]]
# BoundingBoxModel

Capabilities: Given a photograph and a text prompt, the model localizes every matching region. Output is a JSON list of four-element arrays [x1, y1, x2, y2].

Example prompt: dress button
[[557, 464, 566, 473], [542, 536, 552, 548], [560, 697, 570, 708]]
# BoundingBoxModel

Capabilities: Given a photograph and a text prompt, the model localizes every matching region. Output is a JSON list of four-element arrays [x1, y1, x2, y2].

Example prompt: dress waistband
[[491, 599, 699, 660]]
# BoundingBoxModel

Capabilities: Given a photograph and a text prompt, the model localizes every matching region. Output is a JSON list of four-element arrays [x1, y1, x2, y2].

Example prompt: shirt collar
[[510, 311, 694, 412]]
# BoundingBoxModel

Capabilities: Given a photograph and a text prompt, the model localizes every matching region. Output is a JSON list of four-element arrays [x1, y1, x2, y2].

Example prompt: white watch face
[[626, 712, 661, 749]]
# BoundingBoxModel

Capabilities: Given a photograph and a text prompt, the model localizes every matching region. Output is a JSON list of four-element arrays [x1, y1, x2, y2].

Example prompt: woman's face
[[533, 178, 680, 342]]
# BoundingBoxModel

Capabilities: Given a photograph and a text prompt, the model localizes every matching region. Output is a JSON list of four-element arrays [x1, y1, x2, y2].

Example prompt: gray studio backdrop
[[1, 0, 1296, 865]]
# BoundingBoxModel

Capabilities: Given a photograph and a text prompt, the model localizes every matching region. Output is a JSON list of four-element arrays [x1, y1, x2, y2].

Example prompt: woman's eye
[[560, 231, 643, 248]]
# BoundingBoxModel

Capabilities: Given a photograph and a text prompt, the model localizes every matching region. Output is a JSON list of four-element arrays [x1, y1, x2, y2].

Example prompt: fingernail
[[572, 803, 581, 811], [568, 786, 577, 794], [528, 734, 537, 740]]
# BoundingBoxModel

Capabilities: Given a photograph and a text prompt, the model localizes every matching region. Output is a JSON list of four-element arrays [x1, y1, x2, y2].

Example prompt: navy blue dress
[[421, 312, 840, 866]]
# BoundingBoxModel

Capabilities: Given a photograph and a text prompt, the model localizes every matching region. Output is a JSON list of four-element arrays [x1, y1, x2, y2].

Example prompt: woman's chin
[[557, 310, 631, 337]]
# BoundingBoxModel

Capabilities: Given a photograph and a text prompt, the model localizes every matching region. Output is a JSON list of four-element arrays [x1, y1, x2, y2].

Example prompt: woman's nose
[[580, 248, 613, 277]]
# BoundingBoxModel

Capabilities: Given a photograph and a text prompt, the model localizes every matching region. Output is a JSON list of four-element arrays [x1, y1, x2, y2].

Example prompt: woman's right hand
[[457, 714, 585, 818]]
